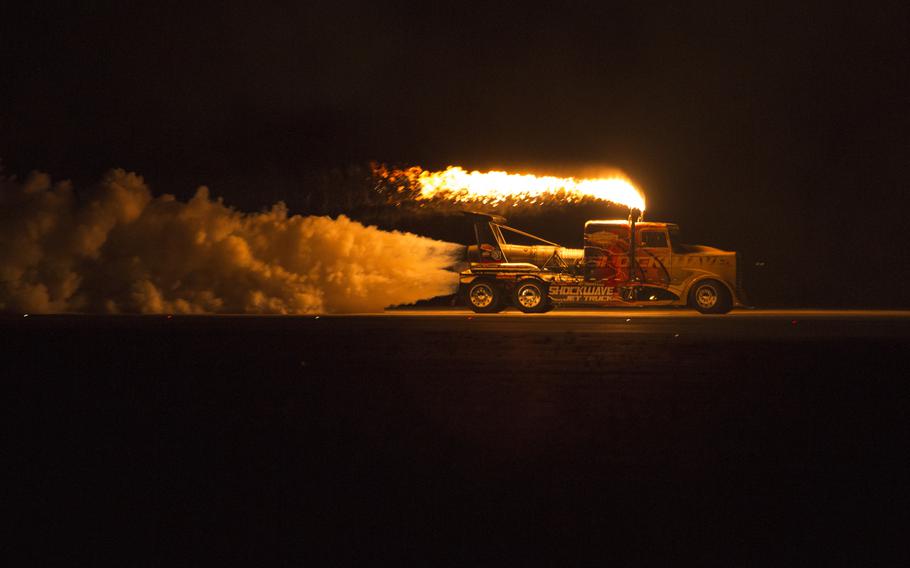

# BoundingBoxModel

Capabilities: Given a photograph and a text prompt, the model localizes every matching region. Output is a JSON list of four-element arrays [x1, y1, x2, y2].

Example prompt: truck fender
[[682, 274, 740, 306]]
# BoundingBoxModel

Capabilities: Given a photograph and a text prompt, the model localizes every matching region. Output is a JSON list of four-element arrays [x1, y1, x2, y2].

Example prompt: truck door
[[584, 223, 630, 285], [635, 228, 671, 284]]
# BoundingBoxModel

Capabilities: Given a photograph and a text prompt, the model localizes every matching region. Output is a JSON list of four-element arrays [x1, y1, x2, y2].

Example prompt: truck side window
[[640, 230, 668, 248]]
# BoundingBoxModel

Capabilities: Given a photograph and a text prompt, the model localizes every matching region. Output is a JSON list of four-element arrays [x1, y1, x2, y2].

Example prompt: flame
[[375, 165, 645, 211]]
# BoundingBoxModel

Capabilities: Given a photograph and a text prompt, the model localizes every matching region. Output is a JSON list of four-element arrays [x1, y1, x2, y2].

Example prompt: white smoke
[[0, 169, 462, 314]]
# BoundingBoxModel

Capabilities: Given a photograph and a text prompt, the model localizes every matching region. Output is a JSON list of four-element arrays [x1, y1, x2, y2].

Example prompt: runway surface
[[379, 307, 910, 318], [5, 309, 909, 562]]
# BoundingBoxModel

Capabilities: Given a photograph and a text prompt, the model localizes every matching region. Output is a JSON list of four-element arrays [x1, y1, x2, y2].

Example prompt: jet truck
[[460, 212, 745, 314]]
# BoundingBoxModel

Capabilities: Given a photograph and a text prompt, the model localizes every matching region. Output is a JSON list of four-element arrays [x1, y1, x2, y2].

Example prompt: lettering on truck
[[673, 255, 729, 266], [550, 285, 615, 303], [607, 255, 728, 268]]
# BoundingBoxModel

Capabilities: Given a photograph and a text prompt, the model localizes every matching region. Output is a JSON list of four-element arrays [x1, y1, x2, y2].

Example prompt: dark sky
[[2, 1, 909, 305]]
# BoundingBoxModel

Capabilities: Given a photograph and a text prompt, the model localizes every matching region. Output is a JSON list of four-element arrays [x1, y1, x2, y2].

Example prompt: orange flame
[[377, 165, 645, 211]]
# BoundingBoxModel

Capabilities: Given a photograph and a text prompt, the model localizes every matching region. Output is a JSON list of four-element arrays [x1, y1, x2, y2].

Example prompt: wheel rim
[[695, 285, 718, 309], [470, 283, 495, 308], [516, 284, 542, 309]]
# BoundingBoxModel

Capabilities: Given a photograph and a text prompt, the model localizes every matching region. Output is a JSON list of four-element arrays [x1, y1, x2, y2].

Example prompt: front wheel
[[466, 281, 505, 313], [688, 279, 732, 314], [512, 280, 551, 314]]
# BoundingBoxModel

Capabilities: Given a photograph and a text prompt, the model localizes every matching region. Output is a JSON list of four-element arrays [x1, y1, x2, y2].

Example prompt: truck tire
[[467, 281, 505, 313], [688, 279, 732, 314], [512, 280, 551, 314]]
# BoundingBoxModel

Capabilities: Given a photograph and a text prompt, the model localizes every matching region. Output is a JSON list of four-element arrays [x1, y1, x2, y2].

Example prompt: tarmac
[[4, 309, 909, 562]]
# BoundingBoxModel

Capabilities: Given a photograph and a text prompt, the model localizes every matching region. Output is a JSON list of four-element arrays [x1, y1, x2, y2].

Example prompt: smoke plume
[[0, 169, 462, 314]]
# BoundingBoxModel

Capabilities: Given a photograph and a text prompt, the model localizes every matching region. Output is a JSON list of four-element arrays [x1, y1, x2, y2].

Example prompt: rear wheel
[[467, 281, 504, 313], [512, 280, 551, 314], [688, 279, 732, 314]]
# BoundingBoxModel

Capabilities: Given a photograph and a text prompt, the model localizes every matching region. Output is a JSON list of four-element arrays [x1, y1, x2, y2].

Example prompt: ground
[[5, 309, 909, 563]]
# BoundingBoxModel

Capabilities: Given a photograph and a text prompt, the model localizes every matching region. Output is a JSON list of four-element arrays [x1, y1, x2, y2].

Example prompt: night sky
[[2, 2, 908, 306]]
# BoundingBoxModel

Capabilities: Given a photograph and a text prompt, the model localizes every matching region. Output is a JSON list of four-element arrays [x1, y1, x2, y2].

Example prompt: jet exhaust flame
[[375, 165, 646, 211]]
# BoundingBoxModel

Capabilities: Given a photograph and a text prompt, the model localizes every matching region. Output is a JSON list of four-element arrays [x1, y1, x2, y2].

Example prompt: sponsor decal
[[479, 243, 502, 260], [549, 285, 615, 303], [586, 230, 620, 246]]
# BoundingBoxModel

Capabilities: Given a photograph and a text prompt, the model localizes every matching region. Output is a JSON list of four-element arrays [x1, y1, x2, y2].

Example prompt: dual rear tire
[[512, 280, 551, 313], [466, 280, 551, 314], [466, 281, 502, 313]]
